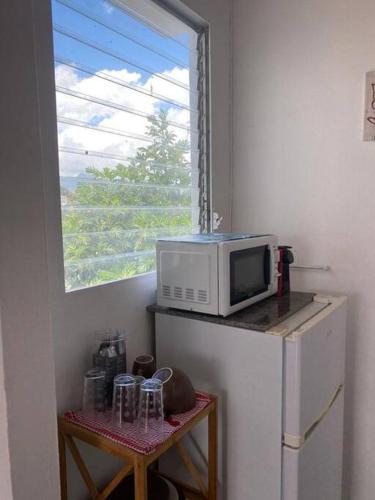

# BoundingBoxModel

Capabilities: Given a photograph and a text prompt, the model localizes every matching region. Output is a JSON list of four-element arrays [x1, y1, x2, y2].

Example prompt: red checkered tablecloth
[[64, 391, 211, 455]]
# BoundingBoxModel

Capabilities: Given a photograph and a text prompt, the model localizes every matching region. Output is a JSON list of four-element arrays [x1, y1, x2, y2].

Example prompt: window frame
[[152, 2, 211, 233], [49, 0, 212, 292]]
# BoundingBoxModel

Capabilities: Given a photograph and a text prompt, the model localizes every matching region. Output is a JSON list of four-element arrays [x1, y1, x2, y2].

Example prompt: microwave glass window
[[230, 246, 270, 305]]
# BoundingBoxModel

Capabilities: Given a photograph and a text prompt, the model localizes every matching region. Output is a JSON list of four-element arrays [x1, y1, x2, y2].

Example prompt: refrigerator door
[[282, 388, 344, 500], [283, 296, 347, 446], [155, 312, 284, 500]]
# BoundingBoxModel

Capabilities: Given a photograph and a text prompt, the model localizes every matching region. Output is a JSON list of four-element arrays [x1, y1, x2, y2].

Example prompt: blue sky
[[52, 0, 197, 178], [51, 0, 193, 84]]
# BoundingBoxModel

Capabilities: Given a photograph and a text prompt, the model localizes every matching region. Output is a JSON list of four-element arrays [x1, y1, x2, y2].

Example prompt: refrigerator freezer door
[[283, 296, 347, 445], [282, 389, 344, 500]]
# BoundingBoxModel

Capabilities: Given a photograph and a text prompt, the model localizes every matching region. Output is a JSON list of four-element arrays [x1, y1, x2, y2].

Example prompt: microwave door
[[219, 242, 276, 316], [230, 246, 270, 306]]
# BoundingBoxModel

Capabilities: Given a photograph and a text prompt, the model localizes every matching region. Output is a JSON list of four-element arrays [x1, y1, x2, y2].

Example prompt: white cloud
[[143, 67, 191, 109], [55, 64, 194, 176], [102, 3, 115, 14]]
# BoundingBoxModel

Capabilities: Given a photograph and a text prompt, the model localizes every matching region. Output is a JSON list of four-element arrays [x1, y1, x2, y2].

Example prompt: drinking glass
[[138, 378, 164, 434], [112, 374, 137, 427], [133, 375, 145, 417], [82, 368, 106, 416]]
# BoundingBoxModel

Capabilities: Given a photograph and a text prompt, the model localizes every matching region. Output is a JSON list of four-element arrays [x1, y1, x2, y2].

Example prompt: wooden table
[[58, 395, 217, 500]]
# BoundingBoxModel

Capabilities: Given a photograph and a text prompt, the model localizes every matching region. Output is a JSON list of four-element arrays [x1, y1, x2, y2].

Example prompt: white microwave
[[156, 233, 279, 317]]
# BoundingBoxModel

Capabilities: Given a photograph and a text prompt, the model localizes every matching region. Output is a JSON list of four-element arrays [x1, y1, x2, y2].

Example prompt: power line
[[62, 205, 194, 211], [108, 0, 195, 53], [55, 57, 197, 113], [60, 176, 196, 191], [55, 0, 192, 70], [56, 85, 195, 134], [63, 225, 192, 239], [57, 116, 195, 153], [58, 146, 193, 169], [54, 24, 195, 93]]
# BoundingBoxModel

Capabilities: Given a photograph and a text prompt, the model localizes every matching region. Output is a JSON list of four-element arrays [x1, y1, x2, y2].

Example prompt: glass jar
[[93, 330, 127, 408]]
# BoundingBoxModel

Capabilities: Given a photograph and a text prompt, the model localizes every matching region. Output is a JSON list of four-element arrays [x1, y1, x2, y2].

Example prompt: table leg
[[176, 441, 207, 497], [134, 456, 148, 500], [58, 430, 68, 500], [65, 435, 98, 499], [208, 402, 218, 500]]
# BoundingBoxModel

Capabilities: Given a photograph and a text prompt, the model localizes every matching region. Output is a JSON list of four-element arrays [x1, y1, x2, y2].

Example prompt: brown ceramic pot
[[132, 354, 156, 379], [108, 469, 170, 499], [153, 367, 196, 415]]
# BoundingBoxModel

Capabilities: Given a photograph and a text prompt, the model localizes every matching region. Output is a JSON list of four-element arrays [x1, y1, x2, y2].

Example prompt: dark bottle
[[277, 246, 294, 296]]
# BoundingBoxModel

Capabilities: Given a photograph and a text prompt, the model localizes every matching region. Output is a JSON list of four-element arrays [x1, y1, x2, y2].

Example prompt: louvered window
[[51, 0, 209, 291]]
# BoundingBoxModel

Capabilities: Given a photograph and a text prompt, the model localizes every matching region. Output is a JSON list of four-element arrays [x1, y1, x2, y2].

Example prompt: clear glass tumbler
[[112, 374, 137, 427], [138, 378, 164, 434], [133, 375, 145, 417], [82, 368, 106, 416]]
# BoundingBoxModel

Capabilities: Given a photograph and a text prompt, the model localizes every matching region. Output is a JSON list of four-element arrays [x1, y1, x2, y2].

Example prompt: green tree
[[62, 110, 194, 290]]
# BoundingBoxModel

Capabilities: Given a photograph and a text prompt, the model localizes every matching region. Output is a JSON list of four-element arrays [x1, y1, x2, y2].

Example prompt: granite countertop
[[147, 291, 315, 332]]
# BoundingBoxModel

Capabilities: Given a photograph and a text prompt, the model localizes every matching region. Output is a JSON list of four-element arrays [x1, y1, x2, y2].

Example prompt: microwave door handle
[[264, 246, 271, 285]]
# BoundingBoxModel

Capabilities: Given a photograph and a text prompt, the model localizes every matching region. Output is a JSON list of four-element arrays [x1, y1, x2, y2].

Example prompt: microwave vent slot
[[162, 285, 171, 298], [174, 286, 183, 299], [185, 288, 195, 301], [198, 290, 208, 303]]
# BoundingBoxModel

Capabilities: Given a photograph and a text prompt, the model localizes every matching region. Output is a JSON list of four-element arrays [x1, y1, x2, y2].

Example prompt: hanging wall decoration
[[364, 71, 375, 141]]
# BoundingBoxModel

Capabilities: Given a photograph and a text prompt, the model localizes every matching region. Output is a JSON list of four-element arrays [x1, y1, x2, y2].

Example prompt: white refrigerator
[[154, 294, 347, 500]]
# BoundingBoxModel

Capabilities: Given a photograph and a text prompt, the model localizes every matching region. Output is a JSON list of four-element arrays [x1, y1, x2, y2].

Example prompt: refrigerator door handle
[[284, 384, 343, 449]]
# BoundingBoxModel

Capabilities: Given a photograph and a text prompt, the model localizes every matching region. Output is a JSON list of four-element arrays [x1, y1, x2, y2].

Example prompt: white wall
[[0, 314, 13, 500], [0, 1, 61, 498], [231, 0, 375, 498], [32, 0, 232, 498]]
